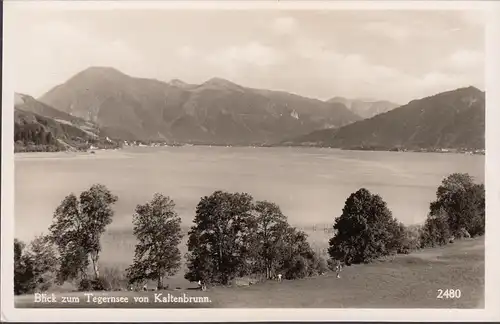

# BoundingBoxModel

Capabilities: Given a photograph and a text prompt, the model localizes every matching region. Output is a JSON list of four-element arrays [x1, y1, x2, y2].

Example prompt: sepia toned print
[[2, 1, 498, 321]]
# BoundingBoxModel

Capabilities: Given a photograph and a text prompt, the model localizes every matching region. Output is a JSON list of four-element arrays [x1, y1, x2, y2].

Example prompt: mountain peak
[[71, 66, 128, 82], [201, 77, 242, 90], [167, 78, 195, 89]]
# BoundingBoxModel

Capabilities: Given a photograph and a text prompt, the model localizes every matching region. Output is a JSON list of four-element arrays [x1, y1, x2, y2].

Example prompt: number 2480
[[437, 289, 461, 299]]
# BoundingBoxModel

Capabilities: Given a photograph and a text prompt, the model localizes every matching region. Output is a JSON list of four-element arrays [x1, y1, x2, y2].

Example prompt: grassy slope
[[15, 237, 484, 308]]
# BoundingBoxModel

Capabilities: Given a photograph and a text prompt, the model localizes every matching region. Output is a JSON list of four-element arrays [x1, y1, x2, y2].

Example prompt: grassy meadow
[[15, 237, 484, 308]]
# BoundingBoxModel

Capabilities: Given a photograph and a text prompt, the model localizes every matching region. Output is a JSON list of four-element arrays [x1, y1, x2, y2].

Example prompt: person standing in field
[[335, 261, 342, 279], [277, 274, 282, 282]]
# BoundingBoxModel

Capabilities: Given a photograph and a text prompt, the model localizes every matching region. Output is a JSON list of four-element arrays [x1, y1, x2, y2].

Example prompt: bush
[[309, 254, 328, 275], [78, 278, 109, 291], [283, 255, 309, 280], [420, 208, 452, 248], [397, 224, 423, 254], [101, 266, 127, 291], [328, 188, 403, 265]]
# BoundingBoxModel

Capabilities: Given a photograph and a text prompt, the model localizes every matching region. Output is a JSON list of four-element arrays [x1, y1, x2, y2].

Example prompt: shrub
[[420, 208, 451, 248], [78, 278, 109, 291], [328, 188, 403, 265], [309, 254, 328, 275], [101, 266, 126, 291], [283, 255, 309, 280], [397, 224, 423, 254]]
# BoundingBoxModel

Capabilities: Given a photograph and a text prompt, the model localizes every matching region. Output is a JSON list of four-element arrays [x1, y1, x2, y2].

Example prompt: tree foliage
[[420, 208, 452, 247], [422, 173, 485, 247], [48, 184, 118, 283], [185, 191, 255, 285], [126, 193, 183, 289], [251, 201, 289, 279], [185, 191, 323, 285], [328, 188, 403, 265], [14, 236, 58, 295]]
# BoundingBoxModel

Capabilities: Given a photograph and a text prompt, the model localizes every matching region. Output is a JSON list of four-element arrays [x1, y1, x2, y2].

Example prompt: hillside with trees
[[284, 86, 485, 151], [14, 93, 121, 152]]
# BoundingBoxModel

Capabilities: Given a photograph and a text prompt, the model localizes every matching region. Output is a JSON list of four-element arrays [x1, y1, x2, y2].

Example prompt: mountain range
[[285, 86, 485, 150], [13, 66, 485, 152], [38, 67, 361, 145], [327, 97, 400, 119]]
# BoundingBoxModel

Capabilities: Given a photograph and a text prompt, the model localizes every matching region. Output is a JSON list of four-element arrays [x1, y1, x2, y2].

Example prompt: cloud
[[448, 49, 484, 70], [176, 46, 197, 60], [13, 20, 142, 95], [272, 16, 297, 35], [207, 42, 281, 74], [459, 10, 486, 26], [362, 21, 411, 41], [288, 37, 481, 102]]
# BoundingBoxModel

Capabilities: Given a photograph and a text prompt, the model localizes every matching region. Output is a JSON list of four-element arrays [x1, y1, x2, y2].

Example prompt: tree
[[126, 193, 183, 289], [49, 184, 118, 283], [14, 236, 58, 294], [185, 191, 255, 285], [14, 239, 33, 295], [252, 201, 289, 279], [23, 235, 58, 292], [429, 173, 485, 238], [328, 188, 402, 265]]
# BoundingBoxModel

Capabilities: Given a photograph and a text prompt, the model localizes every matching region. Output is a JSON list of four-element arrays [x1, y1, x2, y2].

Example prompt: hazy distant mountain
[[285, 86, 485, 150], [38, 67, 361, 145], [328, 97, 400, 119], [14, 93, 119, 152]]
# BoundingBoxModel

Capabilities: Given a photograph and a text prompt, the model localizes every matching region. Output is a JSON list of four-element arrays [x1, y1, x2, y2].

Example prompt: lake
[[15, 146, 484, 270]]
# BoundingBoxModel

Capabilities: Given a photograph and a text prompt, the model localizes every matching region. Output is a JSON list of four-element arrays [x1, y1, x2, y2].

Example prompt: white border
[[2, 1, 500, 322]]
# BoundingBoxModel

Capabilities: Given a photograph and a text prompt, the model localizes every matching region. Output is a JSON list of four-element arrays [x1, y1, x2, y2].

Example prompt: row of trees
[[328, 173, 485, 265], [14, 173, 485, 294]]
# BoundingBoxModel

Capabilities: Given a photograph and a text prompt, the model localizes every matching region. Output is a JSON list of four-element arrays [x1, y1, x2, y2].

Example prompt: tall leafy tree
[[14, 236, 58, 294], [252, 201, 288, 279], [185, 191, 255, 285], [126, 193, 183, 289], [23, 235, 59, 292], [328, 188, 402, 265], [49, 184, 118, 282], [429, 173, 485, 238]]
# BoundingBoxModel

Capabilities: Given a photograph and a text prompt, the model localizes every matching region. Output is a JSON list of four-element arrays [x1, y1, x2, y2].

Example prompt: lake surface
[[15, 146, 484, 243]]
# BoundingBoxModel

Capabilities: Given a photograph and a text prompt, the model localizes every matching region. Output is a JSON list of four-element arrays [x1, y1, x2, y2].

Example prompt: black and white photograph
[[2, 0, 500, 322]]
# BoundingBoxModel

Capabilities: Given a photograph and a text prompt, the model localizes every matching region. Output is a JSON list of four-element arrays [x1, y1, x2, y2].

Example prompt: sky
[[6, 5, 485, 104]]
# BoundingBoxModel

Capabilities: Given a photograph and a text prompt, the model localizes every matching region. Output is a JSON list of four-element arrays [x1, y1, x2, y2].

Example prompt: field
[[15, 237, 484, 308]]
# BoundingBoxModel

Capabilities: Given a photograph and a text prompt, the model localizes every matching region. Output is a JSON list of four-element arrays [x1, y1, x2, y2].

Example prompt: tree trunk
[[90, 253, 100, 279], [157, 273, 163, 290]]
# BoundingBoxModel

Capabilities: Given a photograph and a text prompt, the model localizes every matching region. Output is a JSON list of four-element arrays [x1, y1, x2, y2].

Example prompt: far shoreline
[[13, 144, 486, 158]]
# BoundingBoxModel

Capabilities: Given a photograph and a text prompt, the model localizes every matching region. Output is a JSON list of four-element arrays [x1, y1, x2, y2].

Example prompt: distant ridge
[[284, 86, 485, 151], [327, 97, 400, 119], [38, 67, 361, 145]]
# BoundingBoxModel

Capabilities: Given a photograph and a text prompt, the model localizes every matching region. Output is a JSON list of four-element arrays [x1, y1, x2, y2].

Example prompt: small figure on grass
[[335, 261, 343, 279]]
